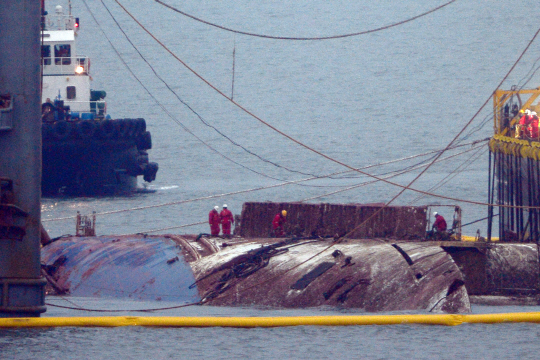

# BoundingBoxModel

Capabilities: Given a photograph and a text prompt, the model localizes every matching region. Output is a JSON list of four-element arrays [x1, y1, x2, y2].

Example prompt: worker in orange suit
[[528, 111, 539, 139], [220, 204, 234, 238], [208, 206, 221, 236], [516, 109, 531, 138], [272, 210, 287, 237]]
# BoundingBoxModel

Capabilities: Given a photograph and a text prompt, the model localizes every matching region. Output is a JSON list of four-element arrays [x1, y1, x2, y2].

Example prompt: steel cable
[[154, 0, 458, 41], [114, 0, 540, 209]]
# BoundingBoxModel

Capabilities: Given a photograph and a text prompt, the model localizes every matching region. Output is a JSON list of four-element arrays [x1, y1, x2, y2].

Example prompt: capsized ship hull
[[41, 234, 470, 313]]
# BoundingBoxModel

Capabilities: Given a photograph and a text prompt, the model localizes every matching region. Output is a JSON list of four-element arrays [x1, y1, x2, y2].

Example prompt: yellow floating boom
[[2, 313, 540, 328]]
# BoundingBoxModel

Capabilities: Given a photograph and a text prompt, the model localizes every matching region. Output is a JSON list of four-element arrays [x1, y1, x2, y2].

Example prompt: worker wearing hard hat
[[220, 204, 234, 239], [272, 210, 287, 237], [433, 212, 447, 233], [208, 206, 221, 236], [517, 109, 532, 139]]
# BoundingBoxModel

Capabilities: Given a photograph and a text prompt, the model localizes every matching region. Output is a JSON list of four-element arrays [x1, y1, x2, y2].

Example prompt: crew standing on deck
[[209, 206, 221, 236], [517, 109, 532, 138], [220, 204, 234, 238], [529, 111, 539, 139], [273, 210, 287, 237]]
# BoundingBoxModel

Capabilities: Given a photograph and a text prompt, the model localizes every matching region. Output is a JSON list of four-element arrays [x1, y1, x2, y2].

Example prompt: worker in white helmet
[[517, 110, 532, 139], [208, 206, 220, 236]]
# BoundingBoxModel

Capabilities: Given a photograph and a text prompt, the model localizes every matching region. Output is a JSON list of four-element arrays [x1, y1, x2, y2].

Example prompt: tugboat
[[40, 4, 158, 195]]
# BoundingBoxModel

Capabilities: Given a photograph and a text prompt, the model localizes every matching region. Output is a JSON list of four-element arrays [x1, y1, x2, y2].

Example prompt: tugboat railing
[[60, 100, 107, 117]]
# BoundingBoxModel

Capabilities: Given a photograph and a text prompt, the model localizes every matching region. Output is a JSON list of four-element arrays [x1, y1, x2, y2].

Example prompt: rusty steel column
[[0, 0, 46, 316]]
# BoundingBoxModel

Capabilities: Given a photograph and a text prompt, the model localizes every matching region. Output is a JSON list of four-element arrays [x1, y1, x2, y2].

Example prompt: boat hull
[[41, 118, 158, 195]]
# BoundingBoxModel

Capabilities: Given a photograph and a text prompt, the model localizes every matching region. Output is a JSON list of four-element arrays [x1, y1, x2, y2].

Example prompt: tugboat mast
[[0, 1, 46, 316]]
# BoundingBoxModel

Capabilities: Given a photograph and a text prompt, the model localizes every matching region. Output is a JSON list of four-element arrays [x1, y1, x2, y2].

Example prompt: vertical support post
[[0, 1, 46, 316], [487, 149, 493, 241]]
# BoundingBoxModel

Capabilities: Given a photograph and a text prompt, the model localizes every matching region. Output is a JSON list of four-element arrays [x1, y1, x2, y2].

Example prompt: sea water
[[25, 0, 540, 358]]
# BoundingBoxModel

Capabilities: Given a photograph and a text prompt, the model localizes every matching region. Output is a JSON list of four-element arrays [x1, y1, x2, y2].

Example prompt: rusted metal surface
[[41, 235, 199, 302], [441, 243, 540, 297], [75, 211, 96, 237], [190, 237, 470, 313], [239, 202, 427, 239], [485, 244, 540, 294], [41, 233, 471, 313], [42, 228, 540, 312]]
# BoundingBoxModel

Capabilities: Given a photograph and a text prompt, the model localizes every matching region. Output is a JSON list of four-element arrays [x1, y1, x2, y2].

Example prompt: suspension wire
[[46, 298, 204, 313], [41, 9, 539, 315], [516, 54, 540, 88], [81, 0, 307, 187], [98, 0, 325, 180], [459, 55, 540, 143], [117, 221, 206, 236], [201, 23, 540, 306], [301, 143, 486, 203], [154, 0, 458, 41], [41, 140, 489, 224], [408, 146, 487, 205], [115, 0, 540, 209], [461, 214, 499, 228], [117, 142, 485, 235]]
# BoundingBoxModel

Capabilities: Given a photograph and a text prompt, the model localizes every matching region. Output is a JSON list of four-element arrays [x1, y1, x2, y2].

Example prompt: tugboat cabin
[[41, 5, 105, 117]]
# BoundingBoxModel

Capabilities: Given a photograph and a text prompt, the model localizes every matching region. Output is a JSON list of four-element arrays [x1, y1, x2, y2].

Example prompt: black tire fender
[[136, 131, 152, 150], [52, 121, 70, 140], [99, 119, 117, 139], [115, 118, 131, 138], [77, 120, 96, 139]]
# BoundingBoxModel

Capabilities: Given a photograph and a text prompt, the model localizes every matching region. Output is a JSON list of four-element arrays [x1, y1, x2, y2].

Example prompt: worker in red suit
[[517, 109, 531, 138], [272, 210, 287, 237], [220, 204, 234, 238], [208, 206, 221, 236], [433, 212, 447, 233], [528, 111, 539, 139]]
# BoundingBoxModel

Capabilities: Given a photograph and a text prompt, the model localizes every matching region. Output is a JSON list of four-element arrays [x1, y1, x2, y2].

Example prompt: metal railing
[[43, 13, 77, 31], [60, 100, 106, 116]]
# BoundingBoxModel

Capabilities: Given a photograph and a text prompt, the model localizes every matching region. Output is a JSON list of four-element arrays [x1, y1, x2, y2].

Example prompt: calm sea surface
[[21, 0, 540, 358]]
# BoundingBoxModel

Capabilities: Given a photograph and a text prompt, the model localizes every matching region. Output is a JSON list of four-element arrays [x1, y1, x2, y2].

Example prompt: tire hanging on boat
[[52, 121, 70, 140], [136, 131, 152, 150], [115, 118, 131, 138], [99, 119, 117, 139], [77, 120, 96, 139]]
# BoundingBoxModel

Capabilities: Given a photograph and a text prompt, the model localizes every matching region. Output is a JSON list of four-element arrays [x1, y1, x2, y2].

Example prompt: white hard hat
[[532, 111, 538, 116], [223, 204, 227, 208], [526, 109, 532, 115], [433, 212, 438, 216], [214, 206, 219, 211]]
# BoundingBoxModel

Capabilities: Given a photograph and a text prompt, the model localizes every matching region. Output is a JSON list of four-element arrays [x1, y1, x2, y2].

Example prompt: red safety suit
[[519, 114, 531, 126], [272, 214, 286, 237], [433, 215, 447, 232], [518, 115, 531, 138], [220, 208, 234, 236], [528, 116, 539, 139], [208, 209, 221, 236]]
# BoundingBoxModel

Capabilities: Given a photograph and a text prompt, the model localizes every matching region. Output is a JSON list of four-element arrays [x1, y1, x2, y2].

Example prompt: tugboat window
[[66, 86, 76, 99], [41, 45, 51, 65], [54, 44, 71, 65]]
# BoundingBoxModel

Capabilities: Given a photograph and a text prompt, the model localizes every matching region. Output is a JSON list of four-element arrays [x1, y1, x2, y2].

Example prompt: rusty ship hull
[[41, 233, 470, 313]]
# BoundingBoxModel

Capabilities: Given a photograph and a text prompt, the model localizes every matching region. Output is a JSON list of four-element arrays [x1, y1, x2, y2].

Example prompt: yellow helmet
[[282, 210, 287, 216]]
